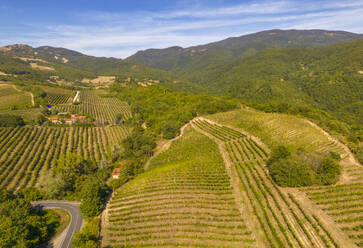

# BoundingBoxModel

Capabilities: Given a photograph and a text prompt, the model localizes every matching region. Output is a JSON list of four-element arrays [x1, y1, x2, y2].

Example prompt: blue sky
[[0, 0, 362, 58]]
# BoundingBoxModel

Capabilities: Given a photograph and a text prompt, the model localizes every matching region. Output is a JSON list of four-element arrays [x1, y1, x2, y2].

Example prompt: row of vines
[[193, 118, 342, 248], [0, 126, 129, 191]]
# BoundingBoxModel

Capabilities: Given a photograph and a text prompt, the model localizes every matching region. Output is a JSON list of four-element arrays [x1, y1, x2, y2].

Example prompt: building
[[48, 114, 88, 125], [48, 116, 61, 124], [112, 168, 121, 179]]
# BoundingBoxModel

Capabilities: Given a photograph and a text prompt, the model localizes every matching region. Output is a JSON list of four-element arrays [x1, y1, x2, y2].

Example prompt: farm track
[[192, 117, 356, 248]]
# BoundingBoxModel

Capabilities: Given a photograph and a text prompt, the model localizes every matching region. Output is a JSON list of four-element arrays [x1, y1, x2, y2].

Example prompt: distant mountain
[[0, 44, 200, 92], [126, 29, 363, 77]]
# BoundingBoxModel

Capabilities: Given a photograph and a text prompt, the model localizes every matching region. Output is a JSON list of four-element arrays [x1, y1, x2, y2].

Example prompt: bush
[[19, 187, 42, 202], [75, 176, 109, 218], [0, 114, 25, 127], [267, 147, 341, 187], [269, 155, 316, 187], [0, 188, 59, 248], [72, 218, 99, 248]]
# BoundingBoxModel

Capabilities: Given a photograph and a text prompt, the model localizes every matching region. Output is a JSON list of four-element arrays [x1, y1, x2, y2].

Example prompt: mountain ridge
[[126, 29, 363, 74]]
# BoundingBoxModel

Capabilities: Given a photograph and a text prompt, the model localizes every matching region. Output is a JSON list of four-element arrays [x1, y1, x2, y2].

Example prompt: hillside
[[193, 115, 360, 247], [103, 126, 258, 247], [0, 44, 201, 92], [127, 29, 363, 76], [103, 108, 362, 247], [190, 40, 363, 125]]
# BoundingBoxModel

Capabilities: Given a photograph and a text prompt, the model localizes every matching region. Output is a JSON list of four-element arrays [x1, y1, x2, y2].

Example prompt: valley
[[0, 28, 362, 248]]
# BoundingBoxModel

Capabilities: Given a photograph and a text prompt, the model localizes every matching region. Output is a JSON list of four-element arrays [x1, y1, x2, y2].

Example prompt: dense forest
[[111, 84, 238, 139]]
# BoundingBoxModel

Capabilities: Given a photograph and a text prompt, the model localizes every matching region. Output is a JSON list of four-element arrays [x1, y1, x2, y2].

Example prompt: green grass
[[0, 84, 32, 111]]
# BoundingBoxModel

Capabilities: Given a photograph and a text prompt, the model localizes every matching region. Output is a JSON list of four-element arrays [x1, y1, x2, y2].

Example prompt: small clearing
[[30, 63, 55, 71], [82, 76, 115, 84]]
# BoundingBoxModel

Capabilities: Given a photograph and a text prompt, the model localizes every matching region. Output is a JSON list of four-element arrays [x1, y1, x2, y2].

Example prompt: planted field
[[303, 165, 363, 247], [55, 90, 131, 124], [45, 92, 72, 105], [193, 118, 350, 248], [0, 84, 32, 110], [104, 127, 256, 247], [0, 126, 129, 191], [207, 108, 346, 157]]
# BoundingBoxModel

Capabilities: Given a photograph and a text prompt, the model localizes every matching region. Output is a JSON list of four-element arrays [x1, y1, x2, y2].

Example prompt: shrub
[[0, 114, 25, 127], [268, 147, 341, 187]]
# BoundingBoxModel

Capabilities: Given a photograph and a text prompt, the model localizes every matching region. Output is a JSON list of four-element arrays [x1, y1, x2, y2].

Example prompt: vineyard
[[103, 127, 257, 247], [303, 164, 363, 247], [46, 92, 72, 105], [193, 118, 354, 248], [40, 85, 75, 105], [0, 126, 129, 191], [0, 84, 32, 110], [54, 90, 131, 124], [207, 108, 346, 156]]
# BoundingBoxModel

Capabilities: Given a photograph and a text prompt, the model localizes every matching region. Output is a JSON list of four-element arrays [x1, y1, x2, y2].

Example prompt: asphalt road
[[32, 201, 83, 248]]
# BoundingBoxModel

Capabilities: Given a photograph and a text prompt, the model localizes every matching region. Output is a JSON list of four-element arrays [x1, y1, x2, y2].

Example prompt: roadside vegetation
[[0, 188, 60, 248]]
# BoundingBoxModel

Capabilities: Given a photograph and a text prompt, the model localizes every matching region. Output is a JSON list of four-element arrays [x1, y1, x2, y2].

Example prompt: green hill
[[0, 44, 201, 92], [192, 40, 363, 125], [127, 29, 363, 76]]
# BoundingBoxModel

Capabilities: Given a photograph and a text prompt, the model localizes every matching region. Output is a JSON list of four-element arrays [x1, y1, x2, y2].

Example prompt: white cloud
[[2, 0, 362, 58]]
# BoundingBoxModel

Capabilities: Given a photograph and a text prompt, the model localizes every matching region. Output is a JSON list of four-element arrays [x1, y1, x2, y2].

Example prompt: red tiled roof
[[112, 168, 121, 175]]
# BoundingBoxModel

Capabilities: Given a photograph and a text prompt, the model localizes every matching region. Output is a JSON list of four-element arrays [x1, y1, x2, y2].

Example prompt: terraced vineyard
[[103, 127, 257, 247], [303, 165, 363, 247], [55, 90, 131, 124], [0, 84, 32, 110], [0, 126, 129, 191], [207, 108, 346, 156], [193, 118, 354, 248]]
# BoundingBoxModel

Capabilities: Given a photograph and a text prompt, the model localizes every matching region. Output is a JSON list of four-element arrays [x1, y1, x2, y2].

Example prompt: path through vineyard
[[192, 117, 357, 248]]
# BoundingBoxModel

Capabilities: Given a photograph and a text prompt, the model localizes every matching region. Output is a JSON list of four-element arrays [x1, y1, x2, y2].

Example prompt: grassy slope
[[207, 108, 346, 157], [0, 84, 32, 111], [104, 126, 256, 247]]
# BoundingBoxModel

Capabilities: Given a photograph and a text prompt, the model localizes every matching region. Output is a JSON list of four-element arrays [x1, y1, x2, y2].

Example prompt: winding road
[[32, 201, 83, 248]]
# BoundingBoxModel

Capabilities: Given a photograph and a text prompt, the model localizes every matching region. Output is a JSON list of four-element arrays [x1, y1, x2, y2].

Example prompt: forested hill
[[0, 44, 200, 92], [126, 29, 363, 75], [187, 39, 363, 126]]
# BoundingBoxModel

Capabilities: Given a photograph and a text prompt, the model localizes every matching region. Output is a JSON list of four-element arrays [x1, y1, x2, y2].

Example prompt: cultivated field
[[0, 126, 129, 191], [54, 90, 131, 124], [103, 126, 257, 247], [207, 108, 346, 156], [0, 84, 32, 110], [193, 116, 360, 248], [40, 85, 75, 105], [302, 165, 363, 247]]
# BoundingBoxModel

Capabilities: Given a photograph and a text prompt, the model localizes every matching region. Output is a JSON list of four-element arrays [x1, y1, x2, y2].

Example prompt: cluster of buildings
[[48, 113, 87, 124]]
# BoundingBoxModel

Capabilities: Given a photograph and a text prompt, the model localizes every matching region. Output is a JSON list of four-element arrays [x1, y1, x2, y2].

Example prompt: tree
[[38, 171, 68, 199], [0, 189, 58, 248], [75, 176, 109, 218], [317, 157, 341, 185], [115, 113, 123, 124], [72, 218, 99, 248], [54, 153, 96, 190]]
